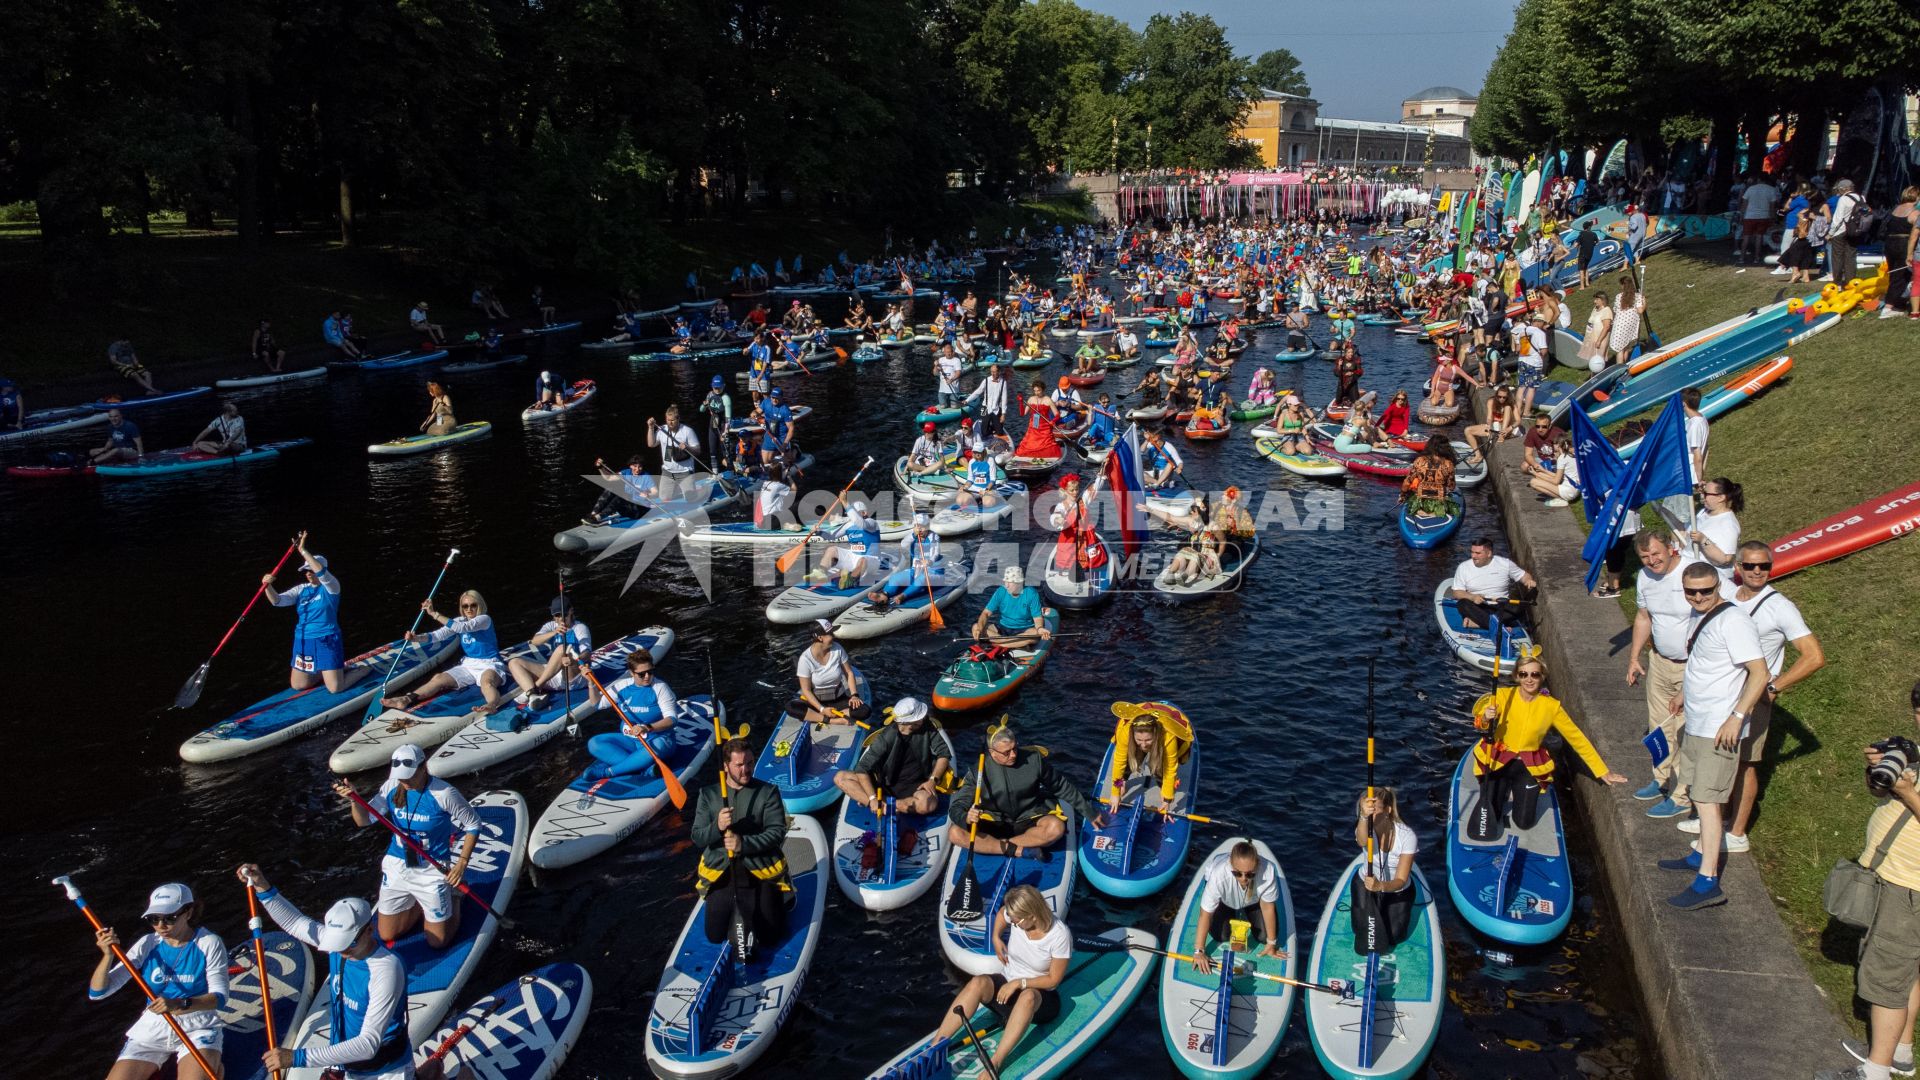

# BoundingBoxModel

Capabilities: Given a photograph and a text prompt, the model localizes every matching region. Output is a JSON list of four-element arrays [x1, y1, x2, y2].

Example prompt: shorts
[[1516, 364, 1544, 389], [1742, 217, 1770, 237], [1740, 694, 1773, 764], [1859, 880, 1920, 1009], [748, 377, 770, 394], [295, 630, 346, 673], [379, 853, 457, 922], [1557, 479, 1580, 502], [1676, 732, 1741, 804], [981, 974, 1061, 1025], [118, 1020, 223, 1066], [447, 656, 507, 689]]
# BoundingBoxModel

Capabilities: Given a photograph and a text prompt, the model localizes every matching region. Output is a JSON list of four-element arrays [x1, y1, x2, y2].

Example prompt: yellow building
[[1240, 90, 1321, 169], [1238, 88, 1472, 170]]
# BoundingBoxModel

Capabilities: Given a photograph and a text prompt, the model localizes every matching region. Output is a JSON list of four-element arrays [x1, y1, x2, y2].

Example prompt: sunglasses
[[1740, 561, 1772, 571], [1684, 586, 1720, 597], [1518, 670, 1545, 680], [1230, 869, 1258, 880], [459, 602, 480, 610], [148, 912, 184, 927], [631, 669, 654, 678], [1701, 489, 1726, 497]]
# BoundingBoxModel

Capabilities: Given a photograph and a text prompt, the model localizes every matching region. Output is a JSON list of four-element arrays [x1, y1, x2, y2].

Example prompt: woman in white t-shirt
[[927, 885, 1071, 1073], [1352, 787, 1418, 950], [1689, 478, 1744, 582], [788, 618, 870, 723], [753, 462, 798, 531]]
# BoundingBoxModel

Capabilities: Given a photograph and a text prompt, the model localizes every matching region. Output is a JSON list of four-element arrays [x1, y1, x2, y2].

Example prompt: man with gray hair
[[971, 566, 1054, 650], [1829, 178, 1863, 285]]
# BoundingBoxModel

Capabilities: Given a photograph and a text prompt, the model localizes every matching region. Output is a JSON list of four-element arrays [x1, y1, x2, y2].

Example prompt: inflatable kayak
[[1078, 724, 1197, 899], [87, 386, 213, 411], [1184, 413, 1232, 440], [765, 552, 902, 625], [1433, 578, 1537, 673], [520, 379, 596, 421], [1304, 856, 1444, 1080], [938, 808, 1078, 976], [1768, 478, 1920, 579], [831, 726, 957, 911], [526, 697, 720, 870], [930, 609, 1060, 711], [219, 930, 316, 1080], [1254, 437, 1347, 477], [428, 626, 675, 778], [752, 674, 872, 813], [326, 639, 541, 773], [214, 367, 327, 389], [551, 479, 743, 553], [1445, 751, 1573, 945], [284, 791, 525, 1070], [1152, 535, 1259, 601], [1041, 533, 1113, 609], [1066, 370, 1106, 388], [94, 438, 313, 478], [358, 349, 449, 371], [413, 963, 592, 1080], [178, 637, 460, 763], [869, 926, 1156, 1079], [643, 814, 827, 1080], [1159, 838, 1297, 1080], [916, 402, 975, 425], [1398, 493, 1465, 549], [369, 421, 492, 456], [0, 406, 109, 443]]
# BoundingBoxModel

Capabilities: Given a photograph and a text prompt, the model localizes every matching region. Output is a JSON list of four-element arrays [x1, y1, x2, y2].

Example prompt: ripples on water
[[0, 271, 1644, 1077]]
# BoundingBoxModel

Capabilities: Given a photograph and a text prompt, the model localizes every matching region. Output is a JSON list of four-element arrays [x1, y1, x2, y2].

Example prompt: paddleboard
[[219, 930, 317, 1080], [930, 609, 1059, 711], [1398, 493, 1465, 550], [369, 421, 492, 457], [1041, 533, 1113, 608], [832, 558, 971, 640], [1445, 751, 1573, 945], [412, 963, 591, 1080], [643, 814, 827, 1079], [551, 479, 743, 553], [95, 439, 313, 478], [765, 552, 902, 625], [327, 640, 542, 773], [1152, 535, 1259, 602], [938, 806, 1078, 976], [1078, 734, 1197, 899], [527, 697, 720, 870], [86, 386, 213, 411], [831, 726, 957, 911], [1159, 839, 1297, 1080], [929, 483, 1024, 537], [215, 367, 328, 389], [0, 406, 109, 442], [1433, 579, 1538, 674], [1304, 856, 1444, 1080], [1768, 479, 1920, 579], [359, 349, 450, 371], [429, 626, 675, 778], [682, 517, 911, 546], [442, 353, 530, 374], [1254, 437, 1347, 477], [752, 674, 872, 813], [179, 637, 461, 763], [520, 380, 596, 422]]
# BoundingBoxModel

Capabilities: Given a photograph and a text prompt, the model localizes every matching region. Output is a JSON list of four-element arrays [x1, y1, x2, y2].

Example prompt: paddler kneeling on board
[[834, 695, 950, 814], [1466, 655, 1626, 841], [1188, 840, 1290, 975], [926, 884, 1073, 1073], [1104, 701, 1194, 818], [693, 736, 793, 959], [864, 514, 942, 612], [263, 530, 365, 694], [580, 649, 679, 781], [334, 744, 481, 949], [1351, 788, 1418, 951], [236, 865, 411, 1079], [971, 566, 1052, 650], [947, 721, 1107, 860], [384, 589, 508, 717]]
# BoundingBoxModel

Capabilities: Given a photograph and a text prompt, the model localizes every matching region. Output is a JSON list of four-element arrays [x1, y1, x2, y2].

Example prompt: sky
[[1079, 0, 1514, 122]]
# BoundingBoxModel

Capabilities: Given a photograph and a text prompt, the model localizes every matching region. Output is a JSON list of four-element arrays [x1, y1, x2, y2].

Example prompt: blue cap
[[770, 387, 783, 398], [711, 375, 724, 388]]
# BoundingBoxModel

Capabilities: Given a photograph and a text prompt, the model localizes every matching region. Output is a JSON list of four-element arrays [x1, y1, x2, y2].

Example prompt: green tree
[[1248, 48, 1310, 98], [1127, 13, 1257, 169]]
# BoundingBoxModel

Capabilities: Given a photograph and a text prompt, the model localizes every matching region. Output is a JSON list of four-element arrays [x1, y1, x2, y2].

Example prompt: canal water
[[0, 260, 1646, 1077]]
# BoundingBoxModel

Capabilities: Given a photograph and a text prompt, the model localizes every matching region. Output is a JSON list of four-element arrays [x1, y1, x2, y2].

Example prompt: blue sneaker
[[1667, 876, 1726, 909], [1632, 781, 1665, 801], [1646, 797, 1688, 819], [1657, 851, 1702, 873]]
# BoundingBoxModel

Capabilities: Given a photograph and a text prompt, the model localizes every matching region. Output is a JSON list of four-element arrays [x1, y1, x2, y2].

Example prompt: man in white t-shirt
[[1679, 542, 1823, 856], [647, 405, 704, 501], [1187, 840, 1289, 975], [1449, 538, 1536, 629], [409, 301, 446, 345], [933, 347, 965, 408], [1657, 561, 1768, 910], [1628, 530, 1696, 818], [1738, 175, 1780, 265]]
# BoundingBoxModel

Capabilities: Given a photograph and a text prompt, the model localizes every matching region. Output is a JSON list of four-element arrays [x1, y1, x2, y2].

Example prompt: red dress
[[1015, 399, 1062, 459], [1380, 400, 1411, 436], [1053, 495, 1108, 570]]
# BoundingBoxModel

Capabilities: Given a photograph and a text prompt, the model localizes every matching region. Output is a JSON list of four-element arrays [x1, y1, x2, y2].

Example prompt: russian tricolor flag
[[1104, 423, 1147, 558]]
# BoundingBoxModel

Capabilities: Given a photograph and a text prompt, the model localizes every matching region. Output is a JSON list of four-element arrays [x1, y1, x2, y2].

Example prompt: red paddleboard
[[6, 464, 95, 478], [1769, 480, 1920, 579]]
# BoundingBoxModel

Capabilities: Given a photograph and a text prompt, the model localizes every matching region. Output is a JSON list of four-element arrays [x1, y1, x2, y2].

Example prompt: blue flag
[[1580, 394, 1693, 590], [1566, 402, 1624, 524]]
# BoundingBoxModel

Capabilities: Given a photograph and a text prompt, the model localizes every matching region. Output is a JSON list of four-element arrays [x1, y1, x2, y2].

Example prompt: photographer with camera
[[1654, 561, 1768, 911], [1820, 683, 1920, 1080]]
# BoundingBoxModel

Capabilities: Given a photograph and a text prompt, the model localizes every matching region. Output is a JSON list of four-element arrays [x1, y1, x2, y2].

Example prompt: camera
[[1867, 736, 1920, 796]]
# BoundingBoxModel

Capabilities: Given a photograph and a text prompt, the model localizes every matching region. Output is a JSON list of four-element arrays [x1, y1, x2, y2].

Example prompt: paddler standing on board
[[1104, 701, 1194, 816], [235, 864, 411, 1078], [946, 720, 1107, 860], [263, 530, 364, 694], [332, 744, 480, 949], [692, 735, 792, 959], [1048, 473, 1105, 584], [1465, 655, 1626, 841]]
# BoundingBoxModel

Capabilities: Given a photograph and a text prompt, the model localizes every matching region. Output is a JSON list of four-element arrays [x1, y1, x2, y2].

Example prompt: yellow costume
[[1469, 686, 1608, 781], [1108, 701, 1194, 804]]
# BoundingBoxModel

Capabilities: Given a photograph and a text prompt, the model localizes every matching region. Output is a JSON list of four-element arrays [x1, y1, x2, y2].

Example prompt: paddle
[[244, 881, 285, 1080], [952, 1006, 1005, 1080], [945, 753, 987, 921], [52, 876, 226, 1080], [1072, 934, 1353, 996], [173, 540, 299, 708], [361, 548, 460, 723], [777, 456, 874, 574], [571, 661, 688, 810], [337, 786, 517, 929], [1358, 657, 1381, 1071]]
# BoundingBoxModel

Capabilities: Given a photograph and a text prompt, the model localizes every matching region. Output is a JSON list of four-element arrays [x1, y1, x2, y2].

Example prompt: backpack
[[1845, 203, 1884, 246]]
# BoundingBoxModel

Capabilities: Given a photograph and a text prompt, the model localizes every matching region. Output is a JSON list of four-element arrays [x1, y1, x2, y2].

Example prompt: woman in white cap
[[504, 594, 592, 712], [331, 744, 482, 950], [813, 499, 882, 587], [236, 864, 410, 1078], [971, 566, 1053, 649], [88, 882, 230, 1080], [790, 618, 870, 723], [863, 513, 942, 610], [382, 589, 506, 713], [262, 530, 361, 694], [833, 695, 950, 814]]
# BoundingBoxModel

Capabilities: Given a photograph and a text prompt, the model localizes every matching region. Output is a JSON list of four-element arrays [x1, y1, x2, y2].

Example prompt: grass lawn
[[1580, 248, 1920, 1029]]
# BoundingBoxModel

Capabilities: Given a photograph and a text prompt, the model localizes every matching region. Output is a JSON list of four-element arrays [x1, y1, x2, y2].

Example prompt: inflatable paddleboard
[[369, 421, 492, 456], [219, 930, 316, 1080], [831, 726, 957, 911], [1398, 492, 1465, 550], [1304, 856, 1444, 1080], [520, 379, 596, 422], [1445, 751, 1573, 945], [1078, 732, 1197, 899], [764, 552, 901, 625], [215, 367, 327, 389], [1769, 479, 1920, 579], [752, 674, 871, 813], [413, 963, 592, 1080], [0, 406, 109, 443], [86, 386, 213, 411], [527, 697, 720, 870], [832, 559, 970, 640], [938, 807, 1077, 976], [1433, 579, 1537, 674], [1159, 839, 1296, 1080], [95, 439, 313, 478], [327, 640, 541, 773]]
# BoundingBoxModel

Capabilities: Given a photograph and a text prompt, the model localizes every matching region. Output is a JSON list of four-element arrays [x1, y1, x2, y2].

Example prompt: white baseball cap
[[389, 744, 427, 780], [143, 883, 195, 917], [813, 618, 835, 636], [316, 897, 375, 953], [913, 512, 931, 526], [892, 696, 929, 725], [850, 500, 869, 515]]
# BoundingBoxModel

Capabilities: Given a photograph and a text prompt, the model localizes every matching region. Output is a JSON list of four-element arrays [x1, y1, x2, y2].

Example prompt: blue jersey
[[434, 614, 498, 661], [763, 402, 793, 443], [985, 586, 1044, 632], [965, 457, 995, 486], [324, 948, 408, 1072], [607, 674, 678, 735], [839, 518, 882, 556], [91, 927, 230, 1010], [1087, 408, 1115, 444], [293, 574, 342, 638], [375, 776, 481, 864]]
